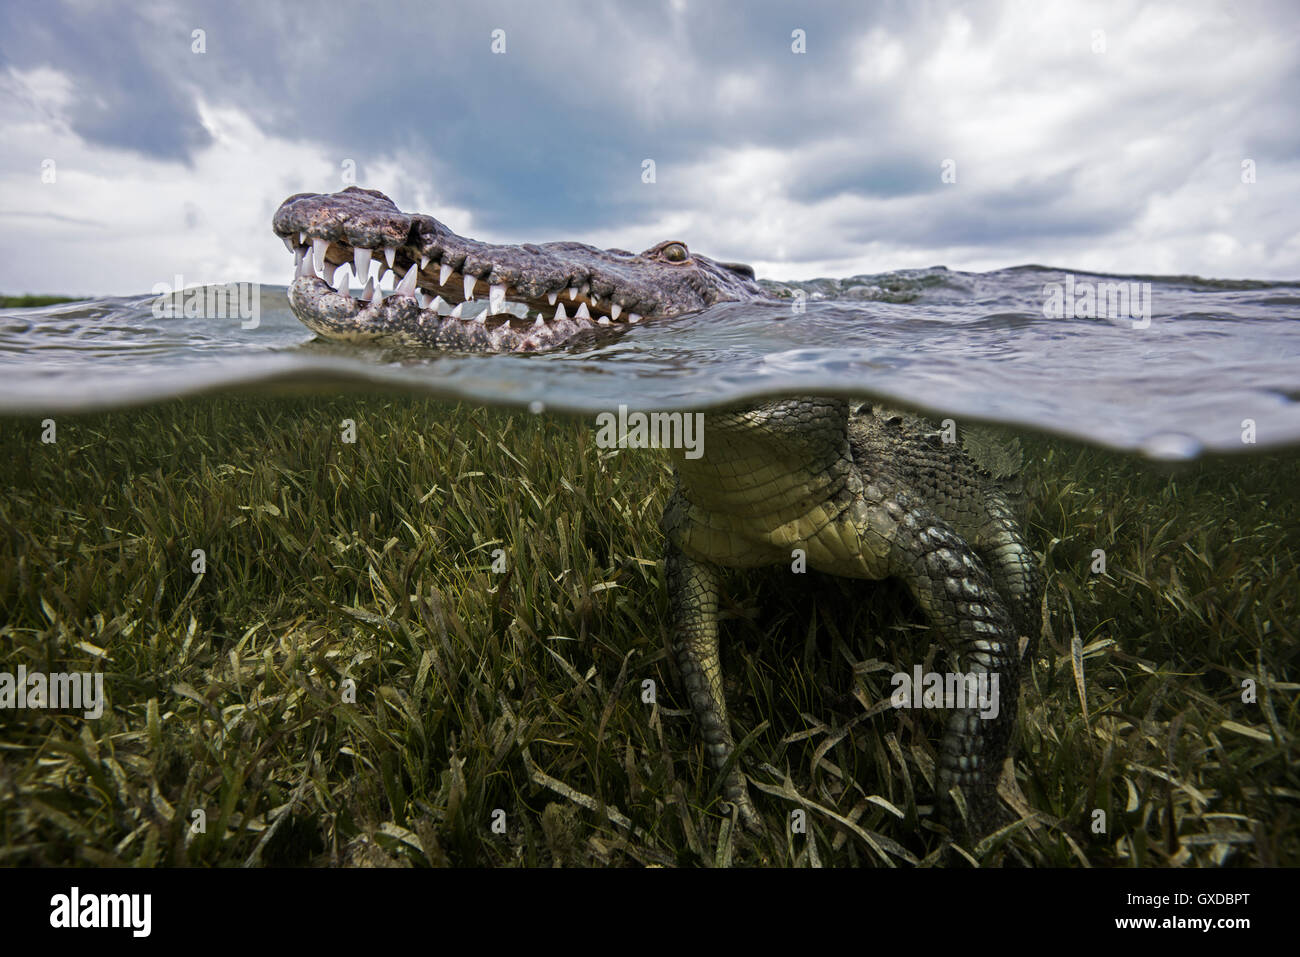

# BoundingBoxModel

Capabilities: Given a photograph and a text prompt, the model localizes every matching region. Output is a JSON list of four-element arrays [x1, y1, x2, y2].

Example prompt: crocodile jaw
[[273, 186, 769, 353]]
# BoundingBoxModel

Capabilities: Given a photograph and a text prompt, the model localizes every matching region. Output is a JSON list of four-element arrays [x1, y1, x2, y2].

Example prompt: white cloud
[[0, 68, 352, 294], [1, 0, 1297, 297]]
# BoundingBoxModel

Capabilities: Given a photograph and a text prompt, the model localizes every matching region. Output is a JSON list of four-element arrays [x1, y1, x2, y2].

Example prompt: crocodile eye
[[662, 242, 689, 262]]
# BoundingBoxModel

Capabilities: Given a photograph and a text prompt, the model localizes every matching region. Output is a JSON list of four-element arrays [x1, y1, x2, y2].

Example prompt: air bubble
[[1140, 432, 1203, 461]]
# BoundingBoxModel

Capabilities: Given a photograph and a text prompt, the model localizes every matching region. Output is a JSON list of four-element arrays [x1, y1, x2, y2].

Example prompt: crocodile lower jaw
[[282, 235, 640, 353]]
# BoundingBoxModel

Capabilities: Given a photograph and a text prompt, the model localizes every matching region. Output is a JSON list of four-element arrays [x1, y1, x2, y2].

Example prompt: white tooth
[[598, 316, 610, 325], [440, 263, 453, 286], [489, 283, 506, 314], [294, 246, 305, 269], [547, 291, 558, 306], [475, 308, 486, 324], [451, 303, 464, 318], [297, 254, 316, 279], [628, 313, 641, 323], [337, 272, 350, 299], [431, 296, 447, 312], [372, 286, 384, 305], [313, 238, 329, 272], [322, 261, 338, 285], [575, 303, 590, 320], [568, 286, 578, 301], [610, 303, 622, 320], [554, 303, 567, 321], [533, 313, 544, 327], [282, 235, 295, 253], [354, 247, 372, 279], [581, 282, 590, 296], [362, 277, 375, 301], [299, 231, 307, 245], [590, 293, 599, 305], [420, 254, 429, 270], [463, 274, 477, 300], [384, 246, 396, 267], [397, 264, 419, 296]]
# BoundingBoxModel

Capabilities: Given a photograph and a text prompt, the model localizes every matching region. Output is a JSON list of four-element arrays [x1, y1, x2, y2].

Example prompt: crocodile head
[[273, 186, 769, 352]]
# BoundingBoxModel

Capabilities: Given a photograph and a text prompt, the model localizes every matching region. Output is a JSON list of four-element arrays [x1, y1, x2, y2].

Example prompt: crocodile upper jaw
[[273, 186, 769, 353]]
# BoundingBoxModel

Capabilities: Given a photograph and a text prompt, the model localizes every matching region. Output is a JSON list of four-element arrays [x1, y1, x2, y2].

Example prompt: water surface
[[3, 265, 1298, 459]]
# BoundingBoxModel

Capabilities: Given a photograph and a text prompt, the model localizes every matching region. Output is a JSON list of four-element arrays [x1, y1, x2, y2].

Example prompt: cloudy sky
[[1, 0, 1297, 297]]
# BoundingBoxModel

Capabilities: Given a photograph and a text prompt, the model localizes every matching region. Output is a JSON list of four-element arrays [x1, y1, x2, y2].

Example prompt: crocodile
[[662, 401, 1040, 833], [273, 186, 770, 353], [273, 188, 1042, 835]]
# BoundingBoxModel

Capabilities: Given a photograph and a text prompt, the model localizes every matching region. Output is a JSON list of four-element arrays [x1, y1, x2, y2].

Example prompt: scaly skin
[[270, 190, 1042, 836], [273, 187, 770, 353], [662, 399, 1041, 833]]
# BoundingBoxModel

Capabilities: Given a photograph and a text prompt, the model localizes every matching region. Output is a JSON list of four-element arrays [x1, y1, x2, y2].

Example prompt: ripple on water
[[1, 270, 1299, 458]]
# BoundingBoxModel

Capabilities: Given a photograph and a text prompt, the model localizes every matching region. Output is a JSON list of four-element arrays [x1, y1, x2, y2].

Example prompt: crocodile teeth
[[628, 313, 641, 323], [440, 263, 453, 286], [598, 315, 610, 325], [554, 303, 567, 321], [451, 303, 464, 318], [610, 303, 622, 321], [475, 308, 487, 324], [431, 295, 447, 311], [547, 291, 558, 306], [298, 231, 307, 245], [312, 238, 329, 273], [293, 246, 305, 269], [420, 254, 429, 270], [361, 277, 375, 301], [384, 246, 396, 268], [353, 247, 372, 279], [396, 264, 419, 297], [581, 282, 590, 296], [372, 285, 384, 305], [489, 283, 506, 315], [463, 274, 477, 300], [296, 253, 316, 279], [337, 272, 350, 300], [568, 286, 578, 301], [281, 235, 295, 253], [575, 303, 590, 320], [416, 291, 429, 309], [534, 313, 544, 327], [322, 260, 339, 285]]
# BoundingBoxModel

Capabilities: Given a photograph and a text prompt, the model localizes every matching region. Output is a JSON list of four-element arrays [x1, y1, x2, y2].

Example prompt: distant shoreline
[[0, 294, 85, 308]]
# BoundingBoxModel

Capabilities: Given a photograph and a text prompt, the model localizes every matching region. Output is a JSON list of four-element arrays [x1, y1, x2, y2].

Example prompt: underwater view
[[2, 263, 1297, 867]]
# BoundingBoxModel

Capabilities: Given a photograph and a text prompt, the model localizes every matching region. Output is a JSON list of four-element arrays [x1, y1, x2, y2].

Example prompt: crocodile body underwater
[[273, 187, 1043, 834]]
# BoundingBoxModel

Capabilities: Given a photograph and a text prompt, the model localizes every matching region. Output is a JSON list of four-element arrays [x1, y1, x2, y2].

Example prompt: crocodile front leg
[[972, 499, 1042, 660], [663, 540, 759, 826], [876, 497, 1021, 829]]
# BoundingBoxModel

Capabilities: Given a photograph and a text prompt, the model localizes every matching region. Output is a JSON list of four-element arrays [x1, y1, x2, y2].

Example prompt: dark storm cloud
[[0, 5, 212, 160], [2, 0, 1299, 290], [1, 0, 956, 230]]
